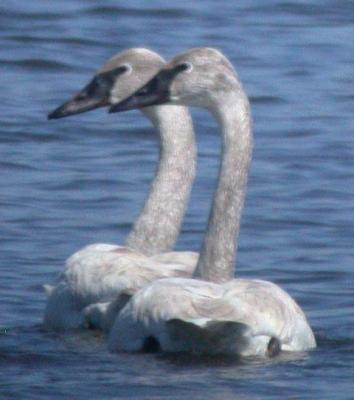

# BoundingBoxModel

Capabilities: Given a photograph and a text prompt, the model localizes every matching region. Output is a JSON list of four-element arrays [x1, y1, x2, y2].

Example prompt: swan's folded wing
[[62, 246, 194, 301], [150, 251, 198, 273], [44, 246, 195, 332], [124, 278, 224, 322]]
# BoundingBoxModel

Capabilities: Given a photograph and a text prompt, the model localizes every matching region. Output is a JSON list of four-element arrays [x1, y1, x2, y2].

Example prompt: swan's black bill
[[48, 66, 127, 120], [48, 93, 109, 119]]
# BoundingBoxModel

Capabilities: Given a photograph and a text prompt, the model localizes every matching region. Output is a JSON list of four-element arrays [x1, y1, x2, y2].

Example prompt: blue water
[[1, 0, 353, 398]]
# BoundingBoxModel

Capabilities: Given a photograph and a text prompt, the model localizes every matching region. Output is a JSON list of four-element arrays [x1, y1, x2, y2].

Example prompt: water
[[1, 0, 353, 398]]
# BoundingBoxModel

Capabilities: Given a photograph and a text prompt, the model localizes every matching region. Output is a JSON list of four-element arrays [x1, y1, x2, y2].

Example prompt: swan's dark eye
[[94, 65, 132, 89], [119, 63, 132, 75], [78, 66, 127, 100], [176, 62, 193, 73]]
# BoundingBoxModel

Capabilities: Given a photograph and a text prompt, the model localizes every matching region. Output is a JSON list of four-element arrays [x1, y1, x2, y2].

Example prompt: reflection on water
[[0, 0, 353, 399]]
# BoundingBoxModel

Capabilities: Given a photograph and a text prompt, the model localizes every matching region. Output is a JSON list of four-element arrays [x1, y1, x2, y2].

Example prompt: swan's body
[[44, 244, 197, 331], [109, 278, 315, 355], [108, 48, 316, 356], [44, 49, 198, 331]]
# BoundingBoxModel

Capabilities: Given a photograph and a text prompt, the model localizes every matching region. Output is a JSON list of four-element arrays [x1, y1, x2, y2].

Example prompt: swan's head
[[109, 48, 240, 113], [48, 48, 165, 119]]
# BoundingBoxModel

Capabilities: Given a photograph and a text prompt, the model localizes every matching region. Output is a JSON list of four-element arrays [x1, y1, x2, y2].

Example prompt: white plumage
[[44, 244, 197, 331], [107, 47, 316, 356], [44, 48, 198, 331], [109, 278, 315, 355]]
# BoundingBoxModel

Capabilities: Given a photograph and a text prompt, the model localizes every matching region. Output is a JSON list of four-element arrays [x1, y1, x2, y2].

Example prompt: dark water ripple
[[1, 58, 72, 71], [1, 0, 353, 399]]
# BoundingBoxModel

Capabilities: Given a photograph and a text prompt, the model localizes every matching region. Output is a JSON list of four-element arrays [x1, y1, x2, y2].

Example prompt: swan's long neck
[[126, 105, 196, 256], [195, 90, 253, 283]]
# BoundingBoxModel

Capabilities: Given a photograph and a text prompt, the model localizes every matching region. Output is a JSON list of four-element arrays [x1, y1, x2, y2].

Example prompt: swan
[[107, 48, 316, 356], [43, 48, 198, 331]]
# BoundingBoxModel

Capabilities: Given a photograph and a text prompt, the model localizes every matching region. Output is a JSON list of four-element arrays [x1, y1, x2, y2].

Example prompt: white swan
[[43, 48, 198, 331], [107, 48, 316, 356]]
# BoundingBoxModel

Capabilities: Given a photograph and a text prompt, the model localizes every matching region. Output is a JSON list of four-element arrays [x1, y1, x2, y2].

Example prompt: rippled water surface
[[1, 1, 353, 398]]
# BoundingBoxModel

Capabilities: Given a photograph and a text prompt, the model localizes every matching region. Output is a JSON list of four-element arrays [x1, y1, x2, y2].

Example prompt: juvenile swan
[[44, 48, 198, 331], [108, 48, 316, 356]]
